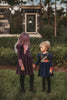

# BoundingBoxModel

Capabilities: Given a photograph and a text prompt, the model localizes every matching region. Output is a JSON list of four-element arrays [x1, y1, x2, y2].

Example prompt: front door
[[25, 13, 37, 33]]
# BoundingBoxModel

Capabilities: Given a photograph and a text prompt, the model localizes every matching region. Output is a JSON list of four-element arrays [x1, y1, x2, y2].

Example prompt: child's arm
[[19, 59, 25, 71], [17, 45, 25, 71], [35, 53, 41, 68], [47, 53, 53, 74], [49, 59, 53, 74]]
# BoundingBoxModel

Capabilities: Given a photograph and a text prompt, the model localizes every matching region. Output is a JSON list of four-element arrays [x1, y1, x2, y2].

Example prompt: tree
[[61, 0, 67, 16], [56, 7, 65, 17], [44, 0, 52, 26], [52, 0, 60, 37], [55, 0, 57, 36], [4, 0, 19, 6]]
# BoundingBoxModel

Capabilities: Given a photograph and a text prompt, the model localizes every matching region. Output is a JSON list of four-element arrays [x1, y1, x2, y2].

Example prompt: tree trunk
[[48, 2, 50, 26], [40, 0, 41, 5], [66, 5, 67, 16], [55, 0, 57, 37]]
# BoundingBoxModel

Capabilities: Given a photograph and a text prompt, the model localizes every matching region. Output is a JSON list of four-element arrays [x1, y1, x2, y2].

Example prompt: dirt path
[[0, 65, 67, 73]]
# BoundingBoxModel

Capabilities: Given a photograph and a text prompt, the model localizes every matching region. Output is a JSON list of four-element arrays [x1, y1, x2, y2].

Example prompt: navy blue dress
[[35, 53, 53, 77]]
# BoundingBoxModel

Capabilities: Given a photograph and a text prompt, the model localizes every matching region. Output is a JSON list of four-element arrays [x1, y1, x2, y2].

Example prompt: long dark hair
[[14, 32, 30, 53]]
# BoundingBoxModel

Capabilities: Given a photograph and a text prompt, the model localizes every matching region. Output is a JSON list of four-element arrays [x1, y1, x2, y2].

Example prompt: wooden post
[[39, 0, 41, 33], [48, 1, 50, 26], [40, 0, 41, 6], [22, 0, 23, 5], [55, 0, 57, 37]]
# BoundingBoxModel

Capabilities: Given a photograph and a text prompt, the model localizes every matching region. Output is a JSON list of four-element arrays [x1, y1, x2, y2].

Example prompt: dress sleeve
[[49, 60, 53, 70], [16, 45, 23, 66], [47, 53, 53, 70], [49, 59, 53, 67], [35, 53, 41, 65]]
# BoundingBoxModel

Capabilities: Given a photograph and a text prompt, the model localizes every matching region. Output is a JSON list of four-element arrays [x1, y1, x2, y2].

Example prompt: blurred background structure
[[0, 0, 67, 37]]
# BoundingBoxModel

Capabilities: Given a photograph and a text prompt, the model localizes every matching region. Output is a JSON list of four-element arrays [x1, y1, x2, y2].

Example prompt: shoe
[[29, 89, 35, 93]]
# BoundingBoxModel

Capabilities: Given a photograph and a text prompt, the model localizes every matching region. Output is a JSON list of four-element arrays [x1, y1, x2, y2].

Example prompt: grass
[[0, 69, 67, 100]]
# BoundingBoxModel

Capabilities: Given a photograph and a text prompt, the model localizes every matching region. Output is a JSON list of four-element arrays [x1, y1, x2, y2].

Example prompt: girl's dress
[[16, 44, 34, 75], [35, 53, 53, 77]]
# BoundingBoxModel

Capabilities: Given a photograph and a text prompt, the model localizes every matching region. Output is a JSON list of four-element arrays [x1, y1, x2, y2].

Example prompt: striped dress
[[16, 44, 34, 75]]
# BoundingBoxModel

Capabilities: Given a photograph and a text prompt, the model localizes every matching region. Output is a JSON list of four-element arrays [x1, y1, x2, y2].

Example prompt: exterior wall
[[0, 6, 10, 34]]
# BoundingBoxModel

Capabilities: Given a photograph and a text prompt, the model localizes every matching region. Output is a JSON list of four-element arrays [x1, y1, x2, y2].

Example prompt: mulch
[[0, 65, 16, 70], [0, 65, 67, 73]]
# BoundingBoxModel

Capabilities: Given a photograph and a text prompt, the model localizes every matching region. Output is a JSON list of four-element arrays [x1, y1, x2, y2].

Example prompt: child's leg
[[47, 76, 51, 93], [29, 74, 34, 90], [20, 75, 25, 92], [41, 77, 45, 91]]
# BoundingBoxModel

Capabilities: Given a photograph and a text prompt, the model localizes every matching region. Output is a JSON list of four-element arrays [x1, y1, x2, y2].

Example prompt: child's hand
[[50, 70, 53, 74], [33, 64, 36, 69], [21, 66, 25, 71]]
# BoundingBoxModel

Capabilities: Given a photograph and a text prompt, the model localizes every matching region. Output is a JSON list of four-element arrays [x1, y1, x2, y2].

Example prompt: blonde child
[[34, 41, 53, 93]]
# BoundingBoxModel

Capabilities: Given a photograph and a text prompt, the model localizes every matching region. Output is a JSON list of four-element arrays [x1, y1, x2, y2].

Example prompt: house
[[0, 0, 42, 37], [0, 2, 10, 34]]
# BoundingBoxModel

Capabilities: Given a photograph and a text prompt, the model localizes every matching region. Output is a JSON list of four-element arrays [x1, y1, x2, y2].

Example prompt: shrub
[[0, 36, 66, 49], [40, 25, 54, 39], [0, 37, 17, 49], [51, 46, 67, 67], [0, 47, 17, 65], [0, 37, 67, 67], [0, 37, 44, 49]]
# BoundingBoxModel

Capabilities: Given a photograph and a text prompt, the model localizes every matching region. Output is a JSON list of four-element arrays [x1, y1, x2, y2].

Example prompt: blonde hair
[[40, 41, 50, 50]]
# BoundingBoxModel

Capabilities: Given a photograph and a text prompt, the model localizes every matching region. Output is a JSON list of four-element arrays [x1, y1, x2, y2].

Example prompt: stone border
[[0, 33, 42, 38]]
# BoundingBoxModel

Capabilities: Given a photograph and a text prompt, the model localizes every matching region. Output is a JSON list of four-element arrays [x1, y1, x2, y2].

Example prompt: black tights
[[42, 77, 51, 90], [20, 74, 34, 90]]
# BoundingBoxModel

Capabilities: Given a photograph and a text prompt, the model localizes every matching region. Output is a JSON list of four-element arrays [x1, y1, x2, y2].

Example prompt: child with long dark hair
[[15, 32, 35, 93]]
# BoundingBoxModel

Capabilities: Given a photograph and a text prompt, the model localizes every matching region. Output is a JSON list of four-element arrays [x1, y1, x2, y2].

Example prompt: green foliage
[[62, 16, 67, 26], [5, 0, 18, 6], [0, 37, 44, 49], [40, 25, 54, 39], [30, 38, 45, 45], [0, 47, 17, 65], [0, 37, 67, 66], [0, 70, 67, 100], [0, 37, 17, 48], [0, 45, 67, 67], [56, 7, 65, 17], [51, 46, 67, 67]]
